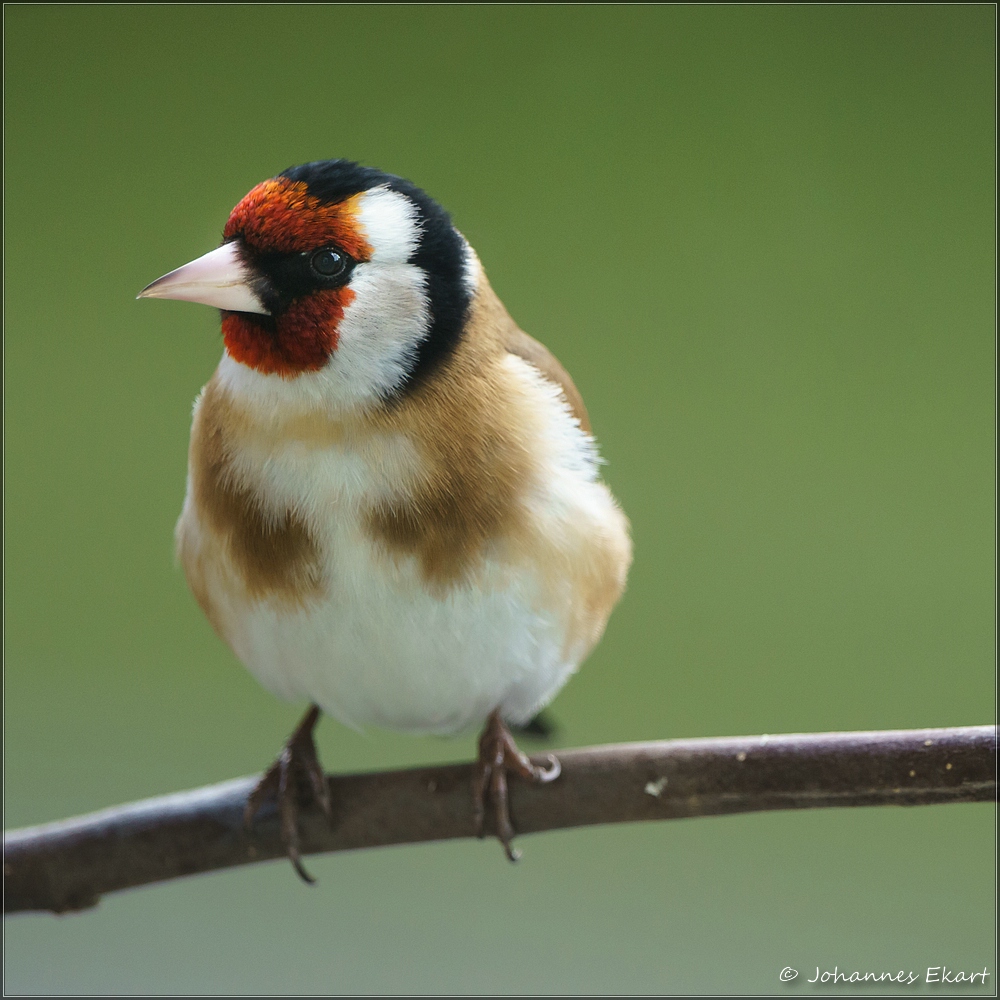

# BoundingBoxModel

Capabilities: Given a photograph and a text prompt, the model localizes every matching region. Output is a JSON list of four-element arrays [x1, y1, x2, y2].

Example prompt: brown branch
[[4, 725, 995, 916]]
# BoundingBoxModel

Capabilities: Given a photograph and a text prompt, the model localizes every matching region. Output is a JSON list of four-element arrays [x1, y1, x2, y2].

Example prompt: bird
[[138, 160, 632, 880]]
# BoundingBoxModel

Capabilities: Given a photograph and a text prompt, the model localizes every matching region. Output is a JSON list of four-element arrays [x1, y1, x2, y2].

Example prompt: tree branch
[[4, 725, 994, 915]]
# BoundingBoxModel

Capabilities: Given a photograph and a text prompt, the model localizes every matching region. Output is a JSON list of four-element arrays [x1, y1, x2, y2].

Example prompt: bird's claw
[[244, 704, 331, 884], [473, 710, 562, 861]]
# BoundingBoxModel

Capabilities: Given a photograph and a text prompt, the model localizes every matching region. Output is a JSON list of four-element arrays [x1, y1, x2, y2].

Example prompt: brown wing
[[504, 327, 591, 434]]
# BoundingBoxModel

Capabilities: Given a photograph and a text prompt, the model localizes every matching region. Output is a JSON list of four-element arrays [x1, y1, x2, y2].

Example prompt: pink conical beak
[[136, 242, 269, 315]]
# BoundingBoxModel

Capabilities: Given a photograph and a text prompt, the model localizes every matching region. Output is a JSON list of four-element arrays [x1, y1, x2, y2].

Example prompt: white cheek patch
[[357, 187, 420, 264], [332, 261, 429, 400]]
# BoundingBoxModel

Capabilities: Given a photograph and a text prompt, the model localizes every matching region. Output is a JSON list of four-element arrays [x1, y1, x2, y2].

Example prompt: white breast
[[222, 548, 574, 735], [178, 354, 629, 735]]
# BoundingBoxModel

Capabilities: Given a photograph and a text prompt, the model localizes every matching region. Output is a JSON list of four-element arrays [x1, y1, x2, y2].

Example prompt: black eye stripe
[[236, 240, 356, 315]]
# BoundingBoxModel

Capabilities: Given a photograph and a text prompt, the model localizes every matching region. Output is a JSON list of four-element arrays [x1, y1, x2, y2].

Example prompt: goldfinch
[[139, 160, 631, 878]]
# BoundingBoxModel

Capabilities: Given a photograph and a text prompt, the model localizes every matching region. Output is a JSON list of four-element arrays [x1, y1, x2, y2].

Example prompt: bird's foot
[[473, 709, 561, 861], [244, 704, 332, 884]]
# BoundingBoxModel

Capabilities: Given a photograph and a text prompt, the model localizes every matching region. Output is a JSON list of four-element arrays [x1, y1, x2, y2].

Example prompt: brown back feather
[[504, 327, 591, 434]]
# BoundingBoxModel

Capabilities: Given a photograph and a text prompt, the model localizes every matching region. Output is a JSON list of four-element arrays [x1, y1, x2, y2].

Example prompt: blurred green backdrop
[[3, 5, 995, 995]]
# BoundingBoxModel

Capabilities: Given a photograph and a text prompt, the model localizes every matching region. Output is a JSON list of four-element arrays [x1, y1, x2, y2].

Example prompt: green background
[[4, 5, 995, 995]]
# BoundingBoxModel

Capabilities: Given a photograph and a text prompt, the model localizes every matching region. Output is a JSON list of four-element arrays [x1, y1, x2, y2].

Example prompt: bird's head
[[139, 160, 474, 411]]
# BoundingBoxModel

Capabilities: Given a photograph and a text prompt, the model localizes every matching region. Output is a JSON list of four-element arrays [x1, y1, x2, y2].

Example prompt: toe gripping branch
[[244, 704, 332, 884], [473, 709, 561, 861]]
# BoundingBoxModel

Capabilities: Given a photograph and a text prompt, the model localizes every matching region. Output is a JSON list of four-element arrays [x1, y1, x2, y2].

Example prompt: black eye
[[309, 248, 346, 278]]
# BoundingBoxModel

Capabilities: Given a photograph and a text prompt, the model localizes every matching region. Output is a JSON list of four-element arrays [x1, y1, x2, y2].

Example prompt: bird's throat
[[221, 288, 353, 377]]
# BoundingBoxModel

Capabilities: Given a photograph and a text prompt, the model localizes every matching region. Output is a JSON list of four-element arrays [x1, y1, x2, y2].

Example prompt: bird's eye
[[309, 248, 347, 278]]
